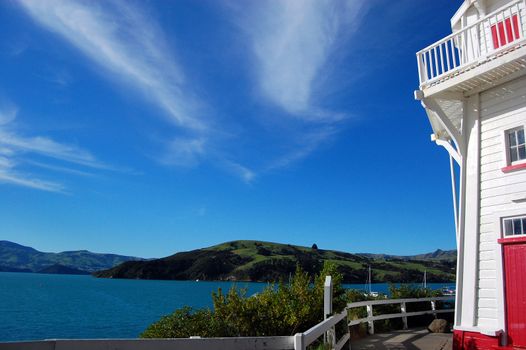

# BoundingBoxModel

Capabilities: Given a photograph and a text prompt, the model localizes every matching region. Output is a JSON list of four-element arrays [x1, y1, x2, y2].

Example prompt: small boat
[[441, 286, 456, 296]]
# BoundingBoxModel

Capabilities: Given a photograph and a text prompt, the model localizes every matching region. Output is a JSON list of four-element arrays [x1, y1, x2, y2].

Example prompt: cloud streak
[[219, 0, 367, 174], [0, 104, 106, 192], [15, 0, 368, 183], [244, 0, 365, 120], [18, 0, 205, 131]]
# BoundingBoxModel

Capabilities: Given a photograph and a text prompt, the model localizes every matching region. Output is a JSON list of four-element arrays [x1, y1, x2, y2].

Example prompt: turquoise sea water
[[0, 272, 454, 341]]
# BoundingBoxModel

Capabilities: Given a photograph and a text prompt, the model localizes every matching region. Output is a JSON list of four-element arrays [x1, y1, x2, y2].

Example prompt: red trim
[[501, 162, 526, 173], [453, 330, 501, 350], [498, 236, 526, 245], [491, 14, 520, 49], [502, 242, 526, 347]]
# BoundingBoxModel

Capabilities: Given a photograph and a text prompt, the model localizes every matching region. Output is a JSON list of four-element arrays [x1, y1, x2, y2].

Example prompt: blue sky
[[0, 0, 461, 258]]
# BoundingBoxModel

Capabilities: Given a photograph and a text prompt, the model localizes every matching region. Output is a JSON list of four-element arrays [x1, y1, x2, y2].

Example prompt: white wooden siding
[[487, 0, 517, 14], [478, 75, 526, 329]]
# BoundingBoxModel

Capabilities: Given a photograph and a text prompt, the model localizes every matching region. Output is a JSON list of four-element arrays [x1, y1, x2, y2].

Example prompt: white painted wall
[[478, 75, 526, 331], [487, 0, 516, 14]]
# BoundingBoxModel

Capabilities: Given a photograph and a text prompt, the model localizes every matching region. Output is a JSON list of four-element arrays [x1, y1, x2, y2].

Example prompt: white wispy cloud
[[16, 0, 368, 183], [159, 137, 206, 168], [0, 131, 105, 169], [0, 103, 106, 192], [266, 126, 338, 171], [217, 0, 368, 175], [0, 170, 65, 193], [18, 0, 206, 131], [244, 0, 366, 120], [222, 160, 256, 184]]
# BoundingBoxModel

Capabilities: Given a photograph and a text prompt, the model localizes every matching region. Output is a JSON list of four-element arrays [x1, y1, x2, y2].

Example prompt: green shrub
[[141, 307, 226, 338], [141, 266, 449, 339], [141, 261, 346, 338]]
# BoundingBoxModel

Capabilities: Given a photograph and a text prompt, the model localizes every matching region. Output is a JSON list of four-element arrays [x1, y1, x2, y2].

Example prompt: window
[[507, 127, 526, 163], [503, 215, 526, 236], [491, 14, 520, 49]]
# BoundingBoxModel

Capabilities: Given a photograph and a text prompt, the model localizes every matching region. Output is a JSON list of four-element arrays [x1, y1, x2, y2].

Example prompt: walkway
[[350, 328, 452, 350]]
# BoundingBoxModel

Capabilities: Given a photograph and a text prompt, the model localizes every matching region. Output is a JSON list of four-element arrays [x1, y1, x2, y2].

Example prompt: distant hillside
[[0, 241, 145, 274], [411, 249, 457, 261], [37, 264, 90, 275], [94, 240, 456, 283], [357, 249, 457, 262]]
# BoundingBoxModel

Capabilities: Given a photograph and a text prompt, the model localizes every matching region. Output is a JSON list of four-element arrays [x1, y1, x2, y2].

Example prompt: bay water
[[0, 272, 454, 341]]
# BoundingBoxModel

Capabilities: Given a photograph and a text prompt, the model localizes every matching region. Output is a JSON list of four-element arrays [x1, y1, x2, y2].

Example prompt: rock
[[428, 319, 449, 333]]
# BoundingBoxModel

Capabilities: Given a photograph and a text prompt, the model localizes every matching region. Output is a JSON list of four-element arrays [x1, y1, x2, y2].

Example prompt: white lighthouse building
[[415, 0, 526, 349]]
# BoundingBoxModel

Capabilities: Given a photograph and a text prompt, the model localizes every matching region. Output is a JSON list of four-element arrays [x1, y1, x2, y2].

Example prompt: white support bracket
[[414, 90, 466, 163], [423, 98, 465, 160], [436, 138, 462, 165]]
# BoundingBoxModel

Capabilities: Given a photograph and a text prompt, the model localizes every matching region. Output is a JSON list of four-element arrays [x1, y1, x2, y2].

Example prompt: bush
[[141, 261, 346, 338], [141, 307, 226, 338]]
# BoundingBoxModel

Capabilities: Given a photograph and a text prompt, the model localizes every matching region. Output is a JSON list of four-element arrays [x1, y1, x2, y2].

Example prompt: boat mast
[[368, 265, 372, 294]]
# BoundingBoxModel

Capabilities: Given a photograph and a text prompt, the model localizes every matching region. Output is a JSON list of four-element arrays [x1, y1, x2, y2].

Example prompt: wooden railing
[[293, 276, 350, 350], [0, 337, 294, 350], [293, 308, 349, 350], [417, 0, 526, 87], [0, 278, 455, 350], [347, 296, 455, 335]]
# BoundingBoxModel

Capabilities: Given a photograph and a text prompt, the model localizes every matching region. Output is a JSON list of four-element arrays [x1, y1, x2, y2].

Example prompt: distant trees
[[311, 243, 318, 250]]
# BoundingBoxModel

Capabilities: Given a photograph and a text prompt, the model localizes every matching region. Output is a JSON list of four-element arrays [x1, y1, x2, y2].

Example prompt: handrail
[[347, 296, 454, 308], [417, 0, 526, 87], [302, 309, 348, 345], [293, 294, 455, 350], [346, 295, 455, 335], [0, 337, 295, 350], [416, 0, 523, 55], [348, 309, 452, 326]]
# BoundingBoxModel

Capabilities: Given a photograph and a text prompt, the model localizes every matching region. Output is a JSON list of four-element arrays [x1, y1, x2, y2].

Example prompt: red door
[[502, 238, 526, 347]]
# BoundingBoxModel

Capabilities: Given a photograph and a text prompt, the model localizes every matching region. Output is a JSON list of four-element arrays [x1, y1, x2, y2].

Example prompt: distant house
[[415, 0, 526, 349]]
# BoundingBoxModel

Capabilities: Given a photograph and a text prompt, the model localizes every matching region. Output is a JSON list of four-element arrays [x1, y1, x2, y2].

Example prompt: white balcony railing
[[417, 0, 526, 88]]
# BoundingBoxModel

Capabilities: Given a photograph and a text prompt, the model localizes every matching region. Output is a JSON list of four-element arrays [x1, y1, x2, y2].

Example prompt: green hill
[[37, 264, 90, 275], [357, 249, 457, 262], [94, 240, 456, 283], [0, 240, 146, 274]]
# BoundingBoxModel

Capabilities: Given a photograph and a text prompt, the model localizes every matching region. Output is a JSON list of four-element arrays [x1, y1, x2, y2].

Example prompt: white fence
[[0, 338, 293, 350], [346, 296, 455, 336], [417, 0, 526, 87], [0, 277, 454, 350]]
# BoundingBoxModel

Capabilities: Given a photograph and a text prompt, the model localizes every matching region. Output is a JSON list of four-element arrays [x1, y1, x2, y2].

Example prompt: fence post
[[366, 303, 375, 335], [431, 300, 437, 319], [417, 54, 425, 85], [294, 333, 305, 350], [401, 302, 408, 330], [324, 276, 335, 347], [324, 276, 333, 319]]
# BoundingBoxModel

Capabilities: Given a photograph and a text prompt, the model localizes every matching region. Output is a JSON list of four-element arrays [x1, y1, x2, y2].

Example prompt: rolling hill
[[357, 249, 457, 262], [94, 240, 456, 283], [0, 240, 145, 274]]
